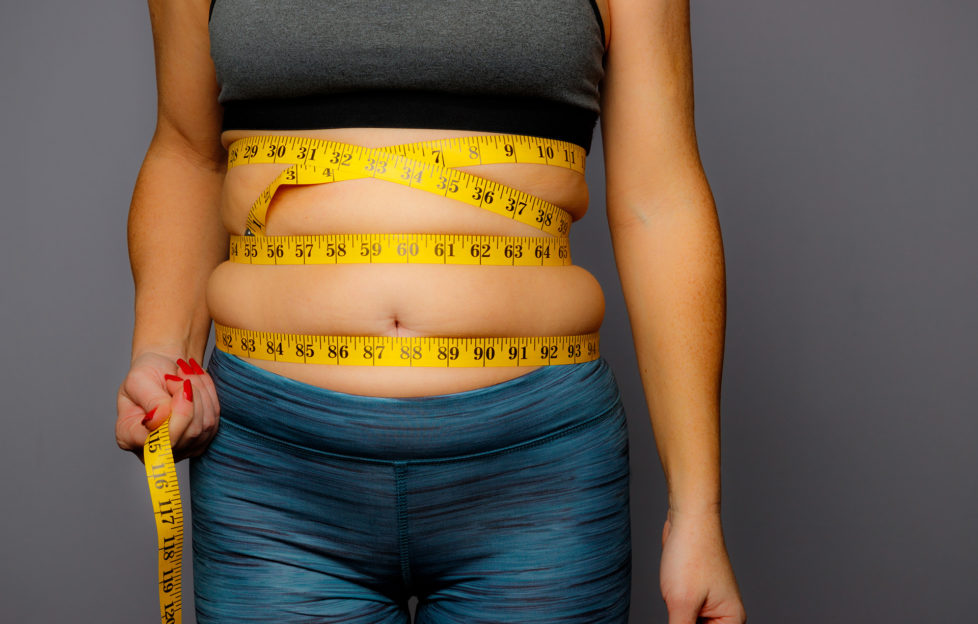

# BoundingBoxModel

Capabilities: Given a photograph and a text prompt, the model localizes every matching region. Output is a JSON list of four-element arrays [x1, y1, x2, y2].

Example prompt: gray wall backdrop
[[1, 1, 975, 622]]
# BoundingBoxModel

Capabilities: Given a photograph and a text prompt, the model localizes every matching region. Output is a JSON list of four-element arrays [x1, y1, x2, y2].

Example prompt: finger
[[122, 369, 174, 417], [117, 399, 174, 454], [117, 383, 173, 451], [175, 358, 195, 376], [163, 373, 184, 393], [181, 373, 215, 438], [166, 378, 197, 449], [170, 376, 217, 452], [194, 372, 220, 433], [179, 377, 206, 448], [116, 393, 149, 453], [189, 375, 219, 444], [187, 357, 219, 408], [165, 374, 221, 463], [175, 383, 219, 462], [198, 377, 220, 432], [179, 359, 221, 439], [139, 394, 174, 432], [184, 356, 220, 420]]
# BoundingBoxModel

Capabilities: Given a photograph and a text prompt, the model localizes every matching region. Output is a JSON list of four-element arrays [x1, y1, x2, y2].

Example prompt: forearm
[[608, 187, 726, 513], [128, 138, 227, 362]]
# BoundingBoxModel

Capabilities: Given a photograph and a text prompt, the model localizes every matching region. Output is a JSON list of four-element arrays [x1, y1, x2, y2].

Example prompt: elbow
[[605, 194, 671, 233], [605, 189, 718, 235]]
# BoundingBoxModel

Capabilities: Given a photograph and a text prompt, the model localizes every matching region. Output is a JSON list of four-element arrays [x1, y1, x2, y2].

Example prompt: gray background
[[1, 1, 975, 622]]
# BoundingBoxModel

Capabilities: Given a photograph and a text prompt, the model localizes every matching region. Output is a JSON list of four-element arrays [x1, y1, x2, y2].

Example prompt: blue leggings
[[191, 350, 631, 623]]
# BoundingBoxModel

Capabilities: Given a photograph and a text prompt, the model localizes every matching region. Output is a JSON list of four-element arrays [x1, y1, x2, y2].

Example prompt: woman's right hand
[[116, 351, 220, 462]]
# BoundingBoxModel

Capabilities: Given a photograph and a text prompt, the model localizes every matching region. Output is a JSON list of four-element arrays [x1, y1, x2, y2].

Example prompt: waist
[[206, 128, 605, 395]]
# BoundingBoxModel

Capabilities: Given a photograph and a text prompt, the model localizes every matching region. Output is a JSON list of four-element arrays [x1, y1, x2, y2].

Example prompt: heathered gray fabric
[[209, 0, 605, 113]]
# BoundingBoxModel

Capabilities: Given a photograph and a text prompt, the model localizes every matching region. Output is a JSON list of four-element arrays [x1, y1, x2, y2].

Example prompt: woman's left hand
[[659, 508, 746, 624]]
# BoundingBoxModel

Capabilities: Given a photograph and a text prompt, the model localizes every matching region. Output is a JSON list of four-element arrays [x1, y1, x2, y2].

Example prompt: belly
[[207, 128, 605, 397]]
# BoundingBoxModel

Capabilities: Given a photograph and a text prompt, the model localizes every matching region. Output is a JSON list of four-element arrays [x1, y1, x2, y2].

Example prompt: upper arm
[[600, 0, 712, 228], [147, 0, 224, 166]]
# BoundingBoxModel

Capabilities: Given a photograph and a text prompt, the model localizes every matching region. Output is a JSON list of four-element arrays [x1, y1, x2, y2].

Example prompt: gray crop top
[[208, 0, 607, 151]]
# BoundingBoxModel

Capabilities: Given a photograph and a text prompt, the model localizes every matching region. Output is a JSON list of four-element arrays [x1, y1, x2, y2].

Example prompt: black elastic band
[[220, 91, 598, 153]]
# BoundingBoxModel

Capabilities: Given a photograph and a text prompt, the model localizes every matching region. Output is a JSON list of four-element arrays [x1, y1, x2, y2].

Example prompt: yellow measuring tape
[[229, 233, 572, 266], [227, 136, 579, 267], [229, 134, 585, 173], [144, 419, 183, 624], [219, 133, 598, 368], [216, 324, 599, 367], [143, 134, 594, 621], [230, 134, 581, 238]]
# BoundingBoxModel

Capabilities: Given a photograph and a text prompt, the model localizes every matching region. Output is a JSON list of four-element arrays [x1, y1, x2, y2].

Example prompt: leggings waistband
[[207, 349, 623, 461]]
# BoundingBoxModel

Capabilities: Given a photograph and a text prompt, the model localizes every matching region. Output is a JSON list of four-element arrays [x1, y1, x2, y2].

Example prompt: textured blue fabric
[[191, 350, 631, 622]]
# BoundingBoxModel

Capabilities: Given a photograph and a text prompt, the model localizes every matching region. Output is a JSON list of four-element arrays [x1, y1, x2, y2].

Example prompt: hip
[[203, 346, 626, 460]]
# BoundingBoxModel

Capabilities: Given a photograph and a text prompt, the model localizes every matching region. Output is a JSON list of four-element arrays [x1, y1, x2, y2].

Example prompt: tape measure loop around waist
[[215, 323, 600, 368], [227, 134, 587, 172], [229, 134, 582, 238], [229, 233, 572, 266]]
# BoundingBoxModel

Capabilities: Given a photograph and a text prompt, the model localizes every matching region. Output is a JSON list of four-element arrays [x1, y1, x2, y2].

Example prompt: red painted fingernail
[[141, 407, 158, 426], [189, 358, 205, 375], [183, 378, 194, 401], [176, 358, 193, 375], [164, 374, 183, 383]]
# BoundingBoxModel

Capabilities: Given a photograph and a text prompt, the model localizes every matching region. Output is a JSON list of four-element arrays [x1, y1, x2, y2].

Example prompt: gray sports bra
[[208, 0, 607, 151]]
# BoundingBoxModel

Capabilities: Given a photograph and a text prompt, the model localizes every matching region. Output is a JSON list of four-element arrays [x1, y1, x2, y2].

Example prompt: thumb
[[143, 373, 185, 430], [139, 395, 174, 432], [119, 371, 172, 440], [117, 378, 174, 456], [125, 372, 175, 432]]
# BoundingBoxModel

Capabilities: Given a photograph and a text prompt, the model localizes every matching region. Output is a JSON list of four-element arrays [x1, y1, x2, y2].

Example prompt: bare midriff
[[206, 127, 606, 397]]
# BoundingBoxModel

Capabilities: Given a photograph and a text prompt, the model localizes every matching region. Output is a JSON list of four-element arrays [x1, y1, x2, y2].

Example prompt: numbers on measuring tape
[[473, 346, 496, 361], [214, 324, 599, 368], [330, 151, 352, 166], [506, 197, 527, 215], [227, 134, 588, 172], [362, 344, 386, 360], [229, 135, 582, 238], [144, 419, 184, 624], [438, 346, 461, 360], [401, 345, 424, 360], [295, 145, 317, 160], [228, 234, 571, 267]]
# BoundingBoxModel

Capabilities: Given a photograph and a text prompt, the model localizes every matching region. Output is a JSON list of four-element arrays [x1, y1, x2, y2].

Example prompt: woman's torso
[[206, 1, 610, 397]]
